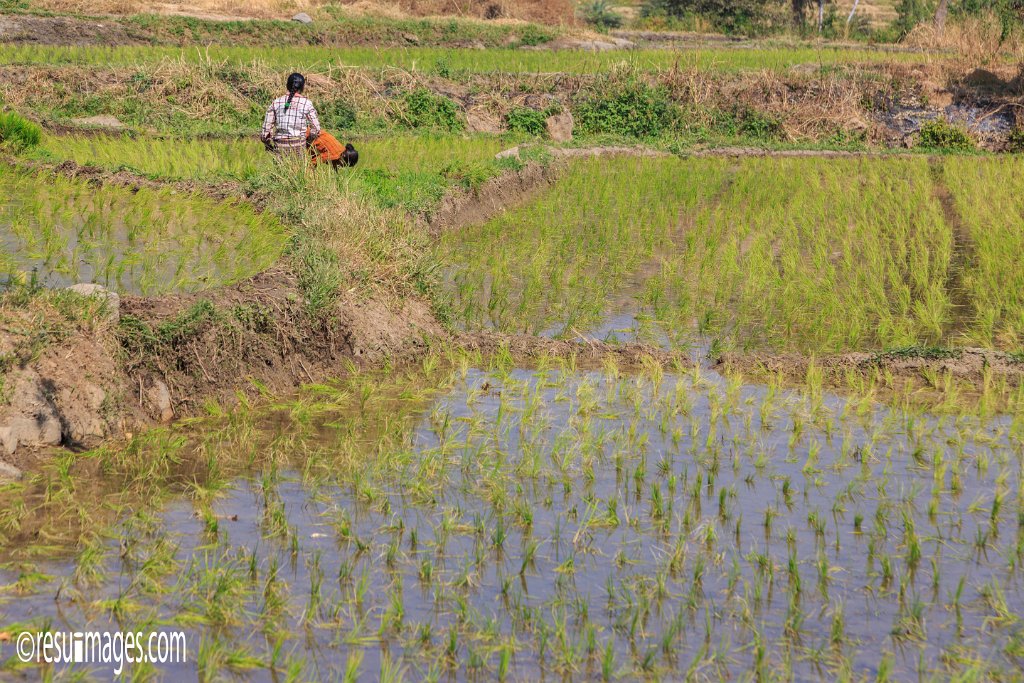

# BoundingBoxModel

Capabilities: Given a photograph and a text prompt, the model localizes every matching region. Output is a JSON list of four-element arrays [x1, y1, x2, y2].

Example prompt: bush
[[1006, 127, 1024, 152], [318, 100, 357, 131], [917, 117, 975, 150], [643, 0, 774, 34], [580, 0, 624, 30], [505, 107, 548, 137], [574, 81, 673, 138], [402, 88, 463, 132], [0, 112, 42, 150]]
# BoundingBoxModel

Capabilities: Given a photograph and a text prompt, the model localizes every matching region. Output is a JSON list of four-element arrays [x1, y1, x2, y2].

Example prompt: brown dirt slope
[[0, 263, 443, 477]]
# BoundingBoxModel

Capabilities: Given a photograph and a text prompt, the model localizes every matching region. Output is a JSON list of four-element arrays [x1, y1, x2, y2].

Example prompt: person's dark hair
[[341, 143, 359, 167], [284, 72, 305, 111]]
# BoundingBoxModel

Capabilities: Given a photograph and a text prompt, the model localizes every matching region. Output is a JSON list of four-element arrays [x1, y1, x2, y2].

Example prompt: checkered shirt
[[261, 93, 321, 148]]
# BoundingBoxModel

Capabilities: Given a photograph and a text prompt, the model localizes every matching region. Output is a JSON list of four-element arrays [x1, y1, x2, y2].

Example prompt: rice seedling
[[0, 353, 1018, 679], [0, 166, 286, 294], [0, 44, 941, 75]]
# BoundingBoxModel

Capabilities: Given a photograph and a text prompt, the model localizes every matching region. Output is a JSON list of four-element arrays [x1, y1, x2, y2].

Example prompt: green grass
[[939, 157, 1024, 349], [39, 134, 268, 181], [441, 155, 730, 334], [39, 132, 517, 217], [438, 154, 1024, 353], [646, 156, 954, 353], [0, 165, 286, 294], [0, 43, 940, 74]]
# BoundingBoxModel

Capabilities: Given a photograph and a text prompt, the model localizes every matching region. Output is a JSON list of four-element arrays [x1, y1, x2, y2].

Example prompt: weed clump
[[118, 300, 219, 358], [579, 0, 624, 31], [317, 99, 357, 131], [401, 89, 463, 132], [1005, 128, 1024, 153], [0, 111, 41, 150], [574, 80, 674, 139], [917, 118, 974, 151], [505, 107, 547, 137]]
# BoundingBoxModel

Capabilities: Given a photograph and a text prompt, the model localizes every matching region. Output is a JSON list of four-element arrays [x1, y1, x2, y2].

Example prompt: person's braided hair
[[284, 72, 305, 111]]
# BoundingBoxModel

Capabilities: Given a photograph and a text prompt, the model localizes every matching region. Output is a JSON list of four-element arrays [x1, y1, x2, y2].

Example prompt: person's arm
[[261, 102, 276, 141], [305, 101, 322, 140]]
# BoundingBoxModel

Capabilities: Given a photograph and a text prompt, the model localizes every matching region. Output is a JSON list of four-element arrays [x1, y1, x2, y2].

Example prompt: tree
[[643, 0, 776, 33]]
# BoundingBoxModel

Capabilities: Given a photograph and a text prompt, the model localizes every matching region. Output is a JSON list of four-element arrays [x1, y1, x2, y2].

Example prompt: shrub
[[402, 88, 463, 132], [505, 107, 548, 137], [580, 0, 624, 30], [643, 0, 775, 34], [917, 118, 975, 150], [319, 100, 357, 131], [0, 112, 42, 150], [574, 81, 673, 138], [1006, 127, 1024, 152]]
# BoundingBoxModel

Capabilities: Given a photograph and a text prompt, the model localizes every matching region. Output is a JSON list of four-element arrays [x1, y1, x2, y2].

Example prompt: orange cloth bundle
[[309, 131, 346, 165]]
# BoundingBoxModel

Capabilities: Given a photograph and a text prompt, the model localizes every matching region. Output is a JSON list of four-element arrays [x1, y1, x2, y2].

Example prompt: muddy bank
[[5, 61, 1020, 151], [459, 330, 691, 368], [717, 347, 1024, 393], [426, 161, 558, 235], [0, 11, 560, 48], [0, 263, 442, 476]]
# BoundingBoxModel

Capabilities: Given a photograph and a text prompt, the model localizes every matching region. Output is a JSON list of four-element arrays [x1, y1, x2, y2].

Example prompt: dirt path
[[928, 159, 978, 341]]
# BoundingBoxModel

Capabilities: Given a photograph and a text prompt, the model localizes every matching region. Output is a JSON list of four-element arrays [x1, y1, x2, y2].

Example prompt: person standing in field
[[260, 72, 321, 154]]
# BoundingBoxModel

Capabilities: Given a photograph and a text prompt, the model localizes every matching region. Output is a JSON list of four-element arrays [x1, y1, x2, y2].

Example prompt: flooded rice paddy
[[0, 168, 286, 295], [3, 357, 1022, 680]]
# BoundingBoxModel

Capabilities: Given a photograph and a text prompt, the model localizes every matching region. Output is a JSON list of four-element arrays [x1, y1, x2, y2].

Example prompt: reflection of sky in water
[[1, 365, 1021, 680]]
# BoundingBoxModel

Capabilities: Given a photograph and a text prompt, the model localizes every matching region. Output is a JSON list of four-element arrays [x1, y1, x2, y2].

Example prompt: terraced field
[[0, 7, 1022, 682]]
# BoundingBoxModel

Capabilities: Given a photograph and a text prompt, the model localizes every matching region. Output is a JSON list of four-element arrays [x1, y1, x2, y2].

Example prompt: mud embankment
[[0, 263, 443, 476]]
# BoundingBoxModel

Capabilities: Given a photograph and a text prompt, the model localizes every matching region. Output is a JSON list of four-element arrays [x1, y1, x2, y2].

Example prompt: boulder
[[546, 111, 574, 142], [67, 283, 120, 323], [0, 461, 22, 482], [292, 12, 314, 24], [145, 379, 174, 423], [70, 115, 124, 131], [495, 146, 521, 160], [0, 415, 62, 455], [466, 108, 504, 134]]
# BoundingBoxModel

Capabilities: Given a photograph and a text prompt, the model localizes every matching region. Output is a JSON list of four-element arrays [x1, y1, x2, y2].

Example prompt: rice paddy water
[[2, 141, 1023, 680], [2, 356, 1022, 679], [0, 166, 286, 294]]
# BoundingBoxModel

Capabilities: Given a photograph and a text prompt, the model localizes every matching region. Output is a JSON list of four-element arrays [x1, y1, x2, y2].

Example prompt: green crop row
[[443, 154, 1024, 353], [940, 157, 1024, 349], [0, 166, 286, 295], [0, 43, 937, 74], [441, 155, 731, 334]]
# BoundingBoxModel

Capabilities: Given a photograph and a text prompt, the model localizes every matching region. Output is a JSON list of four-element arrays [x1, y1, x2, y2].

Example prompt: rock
[[67, 283, 120, 323], [292, 12, 313, 24], [70, 115, 124, 131], [466, 108, 504, 134], [0, 461, 22, 481], [495, 146, 521, 160], [546, 110, 574, 142], [578, 40, 620, 52], [401, 32, 420, 45], [62, 383, 107, 443], [0, 415, 62, 455], [145, 379, 174, 423]]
